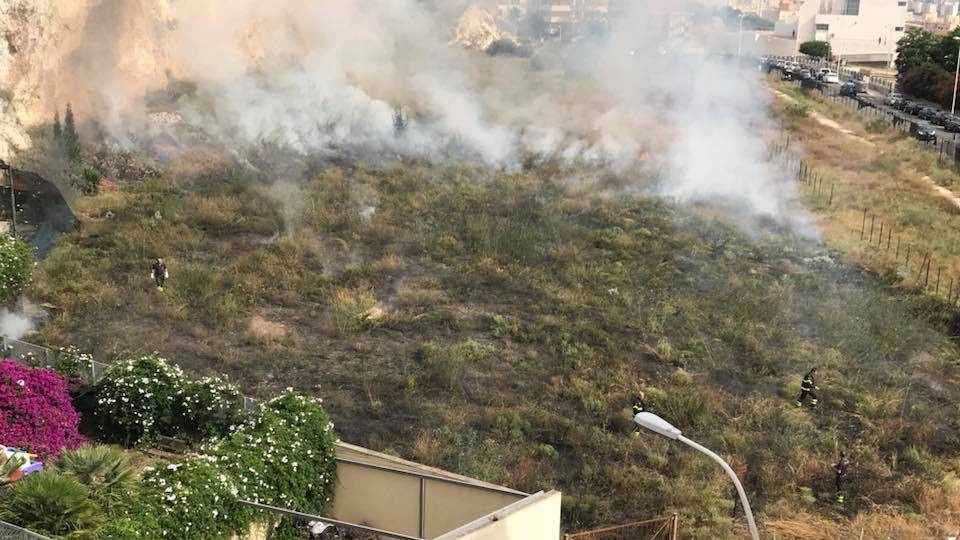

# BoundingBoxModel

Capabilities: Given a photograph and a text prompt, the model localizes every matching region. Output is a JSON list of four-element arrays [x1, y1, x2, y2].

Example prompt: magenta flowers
[[0, 359, 84, 458]]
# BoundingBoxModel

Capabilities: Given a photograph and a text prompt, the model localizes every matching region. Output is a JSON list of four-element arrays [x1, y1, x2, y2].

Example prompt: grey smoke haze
[[65, 0, 801, 221]]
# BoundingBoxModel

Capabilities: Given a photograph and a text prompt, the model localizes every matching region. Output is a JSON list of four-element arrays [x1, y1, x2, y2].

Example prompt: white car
[[822, 72, 840, 84]]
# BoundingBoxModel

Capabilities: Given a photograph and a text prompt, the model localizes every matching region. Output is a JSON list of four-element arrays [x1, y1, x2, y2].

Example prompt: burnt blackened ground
[[27, 160, 960, 537]]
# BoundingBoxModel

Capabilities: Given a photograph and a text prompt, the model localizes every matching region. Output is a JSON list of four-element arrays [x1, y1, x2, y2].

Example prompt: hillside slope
[[29, 156, 960, 537]]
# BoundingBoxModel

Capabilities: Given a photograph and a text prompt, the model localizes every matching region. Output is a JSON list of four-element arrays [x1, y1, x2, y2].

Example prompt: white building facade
[[772, 0, 908, 65]]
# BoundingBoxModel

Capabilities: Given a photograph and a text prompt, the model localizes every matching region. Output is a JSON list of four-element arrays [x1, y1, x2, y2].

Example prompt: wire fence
[[777, 74, 960, 171], [563, 514, 679, 540]]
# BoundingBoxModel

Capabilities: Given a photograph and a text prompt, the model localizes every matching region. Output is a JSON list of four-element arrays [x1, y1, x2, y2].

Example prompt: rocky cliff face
[[0, 0, 175, 160]]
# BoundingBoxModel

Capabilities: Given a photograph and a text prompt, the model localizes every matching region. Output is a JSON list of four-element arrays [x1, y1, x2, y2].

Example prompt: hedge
[[0, 235, 32, 304], [91, 354, 242, 446], [102, 391, 338, 539]]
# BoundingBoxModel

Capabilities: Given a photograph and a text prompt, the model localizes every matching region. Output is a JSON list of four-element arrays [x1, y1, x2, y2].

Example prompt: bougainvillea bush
[[0, 360, 84, 457], [0, 234, 32, 303], [102, 391, 338, 540], [92, 354, 242, 446]]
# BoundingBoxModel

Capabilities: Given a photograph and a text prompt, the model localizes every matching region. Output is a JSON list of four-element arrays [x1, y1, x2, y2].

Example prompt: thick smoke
[[61, 0, 800, 221]]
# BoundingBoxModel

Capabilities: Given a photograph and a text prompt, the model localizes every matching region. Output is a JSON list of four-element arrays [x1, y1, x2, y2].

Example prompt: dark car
[[896, 99, 911, 111], [838, 81, 865, 97], [911, 122, 938, 143], [944, 115, 960, 133], [933, 110, 953, 126], [906, 102, 924, 115], [919, 107, 939, 121]]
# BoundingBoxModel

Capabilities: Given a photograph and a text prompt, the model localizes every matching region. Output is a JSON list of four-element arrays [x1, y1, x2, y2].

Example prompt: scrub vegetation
[[27, 149, 960, 537]]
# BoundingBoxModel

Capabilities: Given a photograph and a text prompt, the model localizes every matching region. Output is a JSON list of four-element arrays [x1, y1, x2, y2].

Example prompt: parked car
[[943, 115, 960, 133], [839, 82, 863, 97], [905, 102, 924, 115], [822, 71, 841, 84], [911, 122, 938, 142], [933, 110, 953, 126], [884, 92, 903, 106], [919, 107, 939, 121]]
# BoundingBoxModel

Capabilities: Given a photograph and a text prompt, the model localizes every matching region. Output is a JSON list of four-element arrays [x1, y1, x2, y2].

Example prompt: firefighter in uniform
[[151, 258, 169, 291], [796, 367, 818, 407], [834, 451, 850, 503], [631, 394, 646, 437]]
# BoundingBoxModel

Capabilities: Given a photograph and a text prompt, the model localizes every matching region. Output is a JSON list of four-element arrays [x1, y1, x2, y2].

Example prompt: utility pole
[[0, 160, 13, 237], [951, 37, 960, 115]]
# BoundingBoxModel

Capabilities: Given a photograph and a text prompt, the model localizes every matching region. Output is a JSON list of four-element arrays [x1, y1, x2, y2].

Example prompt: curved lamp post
[[634, 412, 759, 540]]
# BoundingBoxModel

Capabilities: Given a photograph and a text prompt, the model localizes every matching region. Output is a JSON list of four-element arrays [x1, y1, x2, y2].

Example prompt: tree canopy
[[799, 40, 831, 59]]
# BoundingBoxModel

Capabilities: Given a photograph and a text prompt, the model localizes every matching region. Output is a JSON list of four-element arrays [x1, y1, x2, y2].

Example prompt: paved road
[[765, 58, 960, 145]]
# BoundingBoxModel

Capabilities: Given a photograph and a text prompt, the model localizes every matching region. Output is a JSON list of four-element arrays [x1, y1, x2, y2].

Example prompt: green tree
[[0, 472, 103, 537], [935, 27, 960, 73], [896, 28, 939, 75], [63, 103, 80, 160], [799, 40, 831, 59], [52, 111, 61, 139], [899, 62, 951, 105]]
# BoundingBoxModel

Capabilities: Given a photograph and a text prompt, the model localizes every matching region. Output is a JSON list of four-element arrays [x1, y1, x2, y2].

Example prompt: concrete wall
[[434, 491, 563, 540], [329, 442, 529, 539]]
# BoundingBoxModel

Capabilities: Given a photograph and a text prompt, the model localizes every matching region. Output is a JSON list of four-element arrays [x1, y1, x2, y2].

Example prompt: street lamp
[[951, 36, 960, 116], [634, 412, 760, 540]]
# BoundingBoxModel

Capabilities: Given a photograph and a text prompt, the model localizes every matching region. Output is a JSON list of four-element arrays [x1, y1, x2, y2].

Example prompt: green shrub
[[57, 445, 135, 512], [0, 472, 103, 537], [92, 354, 185, 446], [91, 354, 243, 446], [108, 391, 338, 540], [73, 165, 101, 196], [54, 345, 94, 380], [0, 235, 32, 303], [786, 103, 809, 118], [173, 376, 243, 440], [416, 339, 495, 390]]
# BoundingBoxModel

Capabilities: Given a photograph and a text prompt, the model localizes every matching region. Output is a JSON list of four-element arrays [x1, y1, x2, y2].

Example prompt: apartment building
[[772, 0, 908, 65]]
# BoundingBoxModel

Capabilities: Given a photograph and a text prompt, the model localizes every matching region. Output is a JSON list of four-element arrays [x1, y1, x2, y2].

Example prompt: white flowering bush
[[92, 354, 242, 446], [173, 376, 243, 440], [102, 391, 338, 540], [0, 235, 32, 303], [53, 345, 94, 381]]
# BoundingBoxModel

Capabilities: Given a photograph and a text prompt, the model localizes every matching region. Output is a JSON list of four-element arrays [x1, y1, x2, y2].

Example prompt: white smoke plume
[[58, 0, 800, 220], [0, 299, 42, 341]]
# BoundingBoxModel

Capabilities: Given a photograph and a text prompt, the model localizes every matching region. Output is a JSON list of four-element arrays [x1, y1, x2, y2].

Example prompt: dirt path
[[922, 176, 960, 209], [772, 88, 960, 209], [773, 90, 874, 147]]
